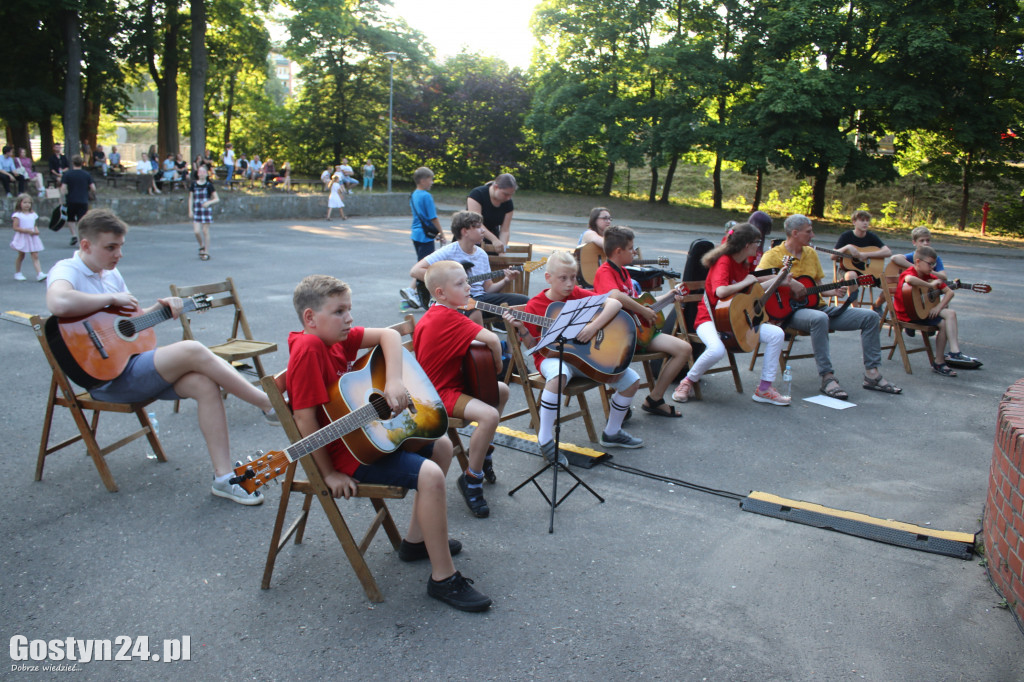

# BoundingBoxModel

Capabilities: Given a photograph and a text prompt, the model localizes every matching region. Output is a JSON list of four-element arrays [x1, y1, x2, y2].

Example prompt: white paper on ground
[[803, 395, 857, 410]]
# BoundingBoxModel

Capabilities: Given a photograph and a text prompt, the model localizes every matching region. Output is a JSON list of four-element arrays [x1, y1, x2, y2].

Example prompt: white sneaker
[[14, 272, 26, 281], [211, 478, 264, 505], [399, 287, 422, 309], [37, 272, 48, 281]]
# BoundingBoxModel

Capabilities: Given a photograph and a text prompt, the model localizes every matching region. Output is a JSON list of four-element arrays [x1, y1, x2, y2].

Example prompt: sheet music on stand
[[525, 293, 610, 356]]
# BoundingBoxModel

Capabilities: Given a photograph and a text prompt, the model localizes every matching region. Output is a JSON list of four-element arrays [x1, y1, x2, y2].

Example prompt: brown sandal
[[641, 396, 681, 418]]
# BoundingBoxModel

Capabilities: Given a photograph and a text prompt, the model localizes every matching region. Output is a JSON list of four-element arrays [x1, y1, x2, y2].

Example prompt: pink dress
[[10, 212, 44, 253]]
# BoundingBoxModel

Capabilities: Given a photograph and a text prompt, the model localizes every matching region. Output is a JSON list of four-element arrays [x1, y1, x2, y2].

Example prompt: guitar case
[[652, 239, 715, 381], [49, 204, 67, 232]]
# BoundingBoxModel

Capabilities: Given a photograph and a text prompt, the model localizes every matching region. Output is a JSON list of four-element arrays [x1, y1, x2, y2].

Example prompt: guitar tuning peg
[[234, 460, 243, 468], [247, 455, 254, 462], [256, 450, 265, 456]]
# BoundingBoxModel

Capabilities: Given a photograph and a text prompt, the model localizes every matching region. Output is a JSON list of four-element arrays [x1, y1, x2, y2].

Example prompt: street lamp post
[[384, 51, 400, 193]]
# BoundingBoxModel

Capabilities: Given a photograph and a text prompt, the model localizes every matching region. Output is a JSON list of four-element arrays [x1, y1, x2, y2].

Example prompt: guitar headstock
[[523, 258, 548, 273], [190, 294, 213, 312], [954, 280, 992, 294], [780, 255, 794, 272], [856, 274, 878, 287], [657, 257, 669, 267], [230, 449, 288, 494]]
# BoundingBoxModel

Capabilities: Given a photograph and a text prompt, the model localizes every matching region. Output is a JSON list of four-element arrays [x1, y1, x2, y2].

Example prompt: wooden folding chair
[[168, 277, 278, 411], [30, 315, 166, 493], [670, 280, 744, 399], [483, 243, 534, 295], [878, 262, 936, 374], [500, 307, 606, 443], [258, 370, 408, 602]]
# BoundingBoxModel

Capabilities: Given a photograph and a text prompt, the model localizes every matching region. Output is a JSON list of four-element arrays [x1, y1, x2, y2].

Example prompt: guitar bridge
[[83, 320, 109, 359]]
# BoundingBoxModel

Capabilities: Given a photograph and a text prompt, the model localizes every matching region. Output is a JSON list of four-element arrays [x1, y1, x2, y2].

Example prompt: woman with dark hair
[[579, 206, 612, 249], [466, 173, 517, 253]]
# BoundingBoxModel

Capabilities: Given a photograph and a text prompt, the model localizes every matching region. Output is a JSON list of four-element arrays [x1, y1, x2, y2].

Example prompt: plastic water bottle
[[146, 411, 159, 459], [780, 365, 793, 400], [400, 300, 411, 314]]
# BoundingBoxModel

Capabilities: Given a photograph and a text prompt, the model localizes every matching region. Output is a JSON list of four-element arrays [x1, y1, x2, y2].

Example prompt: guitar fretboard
[[283, 401, 383, 462], [128, 298, 201, 333], [472, 301, 554, 330], [468, 265, 522, 285]]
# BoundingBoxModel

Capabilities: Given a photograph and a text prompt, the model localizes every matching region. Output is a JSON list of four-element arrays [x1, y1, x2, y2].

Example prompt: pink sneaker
[[752, 386, 791, 406], [672, 380, 693, 403]]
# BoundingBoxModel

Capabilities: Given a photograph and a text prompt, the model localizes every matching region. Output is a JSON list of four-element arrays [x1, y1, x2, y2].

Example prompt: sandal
[[862, 374, 902, 394], [641, 396, 681, 418], [820, 377, 849, 400], [931, 362, 957, 377], [198, 248, 210, 261]]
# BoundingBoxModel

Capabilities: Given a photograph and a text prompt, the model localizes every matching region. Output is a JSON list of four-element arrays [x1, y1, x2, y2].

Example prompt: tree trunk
[[39, 119, 55, 162], [601, 161, 615, 196], [62, 9, 82, 159], [647, 164, 658, 202], [8, 123, 31, 157], [712, 152, 723, 209], [82, 100, 101, 151], [958, 151, 972, 230], [811, 158, 829, 217], [752, 168, 763, 211], [223, 71, 237, 147], [190, 0, 208, 162], [156, 0, 181, 158], [659, 152, 678, 203]]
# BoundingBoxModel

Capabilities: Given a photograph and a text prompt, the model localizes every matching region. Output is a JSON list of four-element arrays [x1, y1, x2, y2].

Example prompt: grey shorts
[[89, 350, 180, 403]]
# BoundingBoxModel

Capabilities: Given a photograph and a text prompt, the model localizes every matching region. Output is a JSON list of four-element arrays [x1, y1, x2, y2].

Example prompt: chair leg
[[35, 379, 59, 482], [576, 394, 600, 443], [76, 408, 119, 492], [449, 427, 469, 473], [727, 352, 744, 393], [371, 497, 404, 549], [261, 462, 300, 590]]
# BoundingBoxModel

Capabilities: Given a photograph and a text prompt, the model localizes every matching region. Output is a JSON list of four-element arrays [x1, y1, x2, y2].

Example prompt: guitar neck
[[468, 265, 520, 285], [284, 401, 383, 462], [806, 279, 861, 296], [473, 301, 552, 329], [632, 258, 665, 266], [130, 298, 200, 333], [812, 245, 845, 258]]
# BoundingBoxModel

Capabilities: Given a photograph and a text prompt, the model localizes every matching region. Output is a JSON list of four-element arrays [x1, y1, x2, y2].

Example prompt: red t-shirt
[[413, 304, 483, 413], [286, 327, 366, 476], [524, 286, 599, 371], [592, 261, 633, 296], [696, 255, 751, 327], [894, 266, 946, 322]]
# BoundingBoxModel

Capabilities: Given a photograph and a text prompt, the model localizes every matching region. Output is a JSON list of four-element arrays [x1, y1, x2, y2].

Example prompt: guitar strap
[[826, 297, 855, 319]]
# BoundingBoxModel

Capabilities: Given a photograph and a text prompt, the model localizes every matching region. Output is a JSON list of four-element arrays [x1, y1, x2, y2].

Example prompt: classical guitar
[[576, 242, 669, 286], [811, 245, 884, 277], [462, 341, 500, 407], [764, 274, 878, 320], [713, 257, 793, 352], [460, 258, 547, 285], [902, 278, 993, 319], [45, 294, 212, 389], [462, 298, 637, 383], [231, 346, 447, 494], [632, 283, 690, 349]]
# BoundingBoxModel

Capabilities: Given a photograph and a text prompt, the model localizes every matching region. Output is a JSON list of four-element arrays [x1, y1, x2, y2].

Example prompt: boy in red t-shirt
[[286, 274, 490, 611], [592, 226, 692, 417], [414, 261, 510, 519], [504, 250, 644, 458], [892, 245, 963, 377]]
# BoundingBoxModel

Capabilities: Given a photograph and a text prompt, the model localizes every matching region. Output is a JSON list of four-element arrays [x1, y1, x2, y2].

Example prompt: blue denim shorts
[[354, 442, 434, 490], [89, 350, 180, 403]]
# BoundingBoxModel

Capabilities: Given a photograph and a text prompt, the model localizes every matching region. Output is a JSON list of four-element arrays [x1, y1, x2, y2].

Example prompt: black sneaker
[[427, 571, 492, 612], [457, 473, 490, 518], [482, 445, 496, 484], [69, 236, 77, 246], [398, 538, 463, 562]]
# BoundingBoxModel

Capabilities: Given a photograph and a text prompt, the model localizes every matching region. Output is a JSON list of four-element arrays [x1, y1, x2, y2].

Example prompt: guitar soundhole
[[116, 318, 137, 338], [368, 392, 390, 420]]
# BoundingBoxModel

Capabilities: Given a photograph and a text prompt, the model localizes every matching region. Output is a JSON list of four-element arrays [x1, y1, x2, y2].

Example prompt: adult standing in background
[[49, 143, 69, 187], [222, 143, 235, 188], [466, 173, 516, 254], [60, 155, 96, 247]]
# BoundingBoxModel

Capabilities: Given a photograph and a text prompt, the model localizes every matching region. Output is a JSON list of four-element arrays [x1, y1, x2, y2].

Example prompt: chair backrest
[[262, 370, 305, 444], [484, 243, 534, 295], [390, 313, 415, 350], [500, 305, 535, 379], [31, 315, 80, 399], [169, 277, 254, 343]]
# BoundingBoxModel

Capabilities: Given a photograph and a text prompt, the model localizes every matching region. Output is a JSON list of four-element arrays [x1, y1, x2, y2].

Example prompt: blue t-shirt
[[410, 189, 437, 243], [903, 251, 944, 272]]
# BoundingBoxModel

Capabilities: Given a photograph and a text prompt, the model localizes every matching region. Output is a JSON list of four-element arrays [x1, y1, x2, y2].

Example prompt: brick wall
[[984, 379, 1024, 624]]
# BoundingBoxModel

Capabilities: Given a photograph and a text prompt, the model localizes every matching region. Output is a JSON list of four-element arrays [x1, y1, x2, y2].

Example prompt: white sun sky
[[387, 0, 541, 70]]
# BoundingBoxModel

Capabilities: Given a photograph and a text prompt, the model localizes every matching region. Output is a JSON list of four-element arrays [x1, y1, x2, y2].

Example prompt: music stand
[[510, 296, 606, 533]]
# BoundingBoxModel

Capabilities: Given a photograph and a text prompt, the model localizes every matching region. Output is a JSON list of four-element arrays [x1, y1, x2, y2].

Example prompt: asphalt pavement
[[2, 213, 1022, 681]]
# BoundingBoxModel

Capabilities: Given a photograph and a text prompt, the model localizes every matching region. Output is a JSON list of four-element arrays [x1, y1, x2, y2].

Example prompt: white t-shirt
[[47, 251, 128, 295], [425, 242, 491, 296], [224, 149, 235, 166]]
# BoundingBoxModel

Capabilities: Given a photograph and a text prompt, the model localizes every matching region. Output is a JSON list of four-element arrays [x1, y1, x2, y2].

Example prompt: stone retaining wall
[[0, 191, 410, 226], [984, 379, 1024, 624]]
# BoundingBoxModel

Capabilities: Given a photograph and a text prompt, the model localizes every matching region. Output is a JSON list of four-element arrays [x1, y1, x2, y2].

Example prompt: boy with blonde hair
[[504, 251, 644, 458], [287, 274, 490, 611], [414, 261, 510, 518]]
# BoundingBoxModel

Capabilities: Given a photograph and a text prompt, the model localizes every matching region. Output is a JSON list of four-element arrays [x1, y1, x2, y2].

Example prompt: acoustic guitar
[[902, 279, 992, 319], [713, 257, 793, 352], [764, 274, 877, 320], [462, 298, 637, 383], [576, 242, 669, 286], [461, 258, 547, 285], [811, 245, 884, 277], [231, 346, 447, 494], [462, 341, 500, 407], [46, 295, 212, 389], [633, 283, 690, 349]]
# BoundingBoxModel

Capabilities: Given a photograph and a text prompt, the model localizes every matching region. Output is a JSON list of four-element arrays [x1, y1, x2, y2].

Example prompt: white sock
[[604, 393, 632, 436], [214, 472, 232, 484], [538, 389, 560, 444]]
